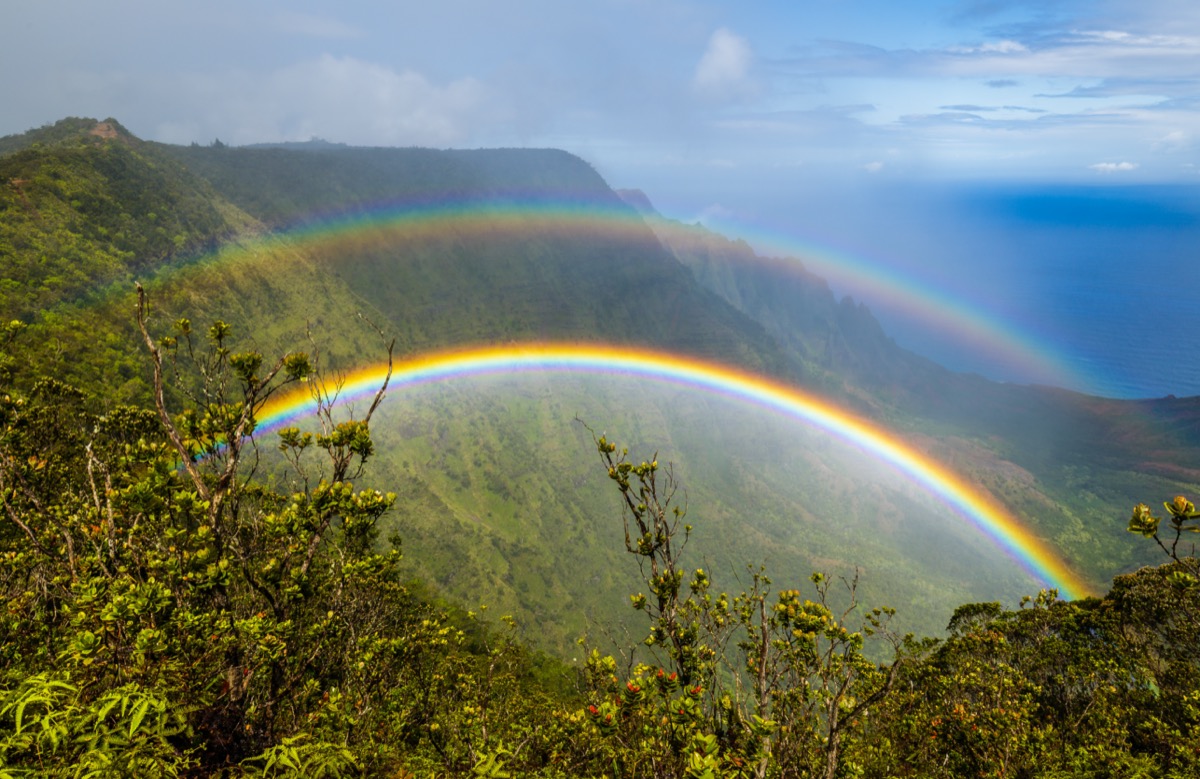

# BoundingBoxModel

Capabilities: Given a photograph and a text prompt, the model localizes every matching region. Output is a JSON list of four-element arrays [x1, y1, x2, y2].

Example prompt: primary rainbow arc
[[256, 342, 1091, 600]]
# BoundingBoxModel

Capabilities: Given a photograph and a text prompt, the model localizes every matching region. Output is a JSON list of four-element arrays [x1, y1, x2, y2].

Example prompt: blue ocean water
[[750, 183, 1200, 400], [897, 185, 1200, 399]]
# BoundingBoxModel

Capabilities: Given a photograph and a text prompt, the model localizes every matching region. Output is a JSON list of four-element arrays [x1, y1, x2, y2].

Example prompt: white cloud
[[141, 55, 504, 148], [693, 203, 736, 226], [263, 56, 493, 146], [1154, 129, 1190, 152], [693, 28, 756, 100], [274, 12, 364, 39], [863, 161, 885, 173], [1073, 30, 1200, 49], [1088, 161, 1139, 173], [780, 25, 1200, 83], [950, 40, 1029, 55]]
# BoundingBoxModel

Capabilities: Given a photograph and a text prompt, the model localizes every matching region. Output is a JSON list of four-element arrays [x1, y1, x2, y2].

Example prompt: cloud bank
[[1089, 161, 1139, 173], [693, 28, 757, 101]]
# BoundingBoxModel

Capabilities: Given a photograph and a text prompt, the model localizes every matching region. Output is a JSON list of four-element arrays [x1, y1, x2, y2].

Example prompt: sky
[[5, 0, 1197, 191], [4, 0, 1199, 396]]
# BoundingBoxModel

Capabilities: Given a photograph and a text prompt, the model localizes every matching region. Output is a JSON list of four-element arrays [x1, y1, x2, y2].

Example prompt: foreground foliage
[[0, 304, 1198, 776], [0, 303, 566, 776]]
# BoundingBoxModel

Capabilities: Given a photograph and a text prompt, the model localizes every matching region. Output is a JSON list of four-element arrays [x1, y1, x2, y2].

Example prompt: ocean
[[884, 184, 1200, 399], [714, 182, 1200, 400]]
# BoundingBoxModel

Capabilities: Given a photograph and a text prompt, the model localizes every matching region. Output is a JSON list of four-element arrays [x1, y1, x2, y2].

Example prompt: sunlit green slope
[[355, 374, 1040, 654], [0, 120, 402, 400], [5, 118, 1198, 655]]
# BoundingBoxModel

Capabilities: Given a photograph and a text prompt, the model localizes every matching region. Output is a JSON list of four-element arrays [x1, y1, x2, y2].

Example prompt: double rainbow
[[256, 343, 1091, 600]]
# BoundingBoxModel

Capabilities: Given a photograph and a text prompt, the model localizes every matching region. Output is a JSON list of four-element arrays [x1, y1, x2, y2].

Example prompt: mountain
[[155, 141, 795, 379], [0, 119, 389, 401], [3, 117, 1197, 652]]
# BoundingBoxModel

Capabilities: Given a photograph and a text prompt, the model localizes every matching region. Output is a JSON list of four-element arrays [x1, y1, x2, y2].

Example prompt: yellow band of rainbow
[[256, 343, 1092, 600]]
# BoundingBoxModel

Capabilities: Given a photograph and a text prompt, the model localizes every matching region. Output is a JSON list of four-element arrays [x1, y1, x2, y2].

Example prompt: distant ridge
[[242, 138, 351, 151], [614, 188, 659, 216]]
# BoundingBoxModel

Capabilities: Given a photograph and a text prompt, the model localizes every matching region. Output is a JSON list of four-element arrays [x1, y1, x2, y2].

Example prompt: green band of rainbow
[[256, 343, 1092, 600]]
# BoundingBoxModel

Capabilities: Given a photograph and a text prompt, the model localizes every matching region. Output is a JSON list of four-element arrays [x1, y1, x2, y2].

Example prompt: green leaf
[[13, 695, 47, 735], [128, 696, 150, 738], [95, 692, 123, 723]]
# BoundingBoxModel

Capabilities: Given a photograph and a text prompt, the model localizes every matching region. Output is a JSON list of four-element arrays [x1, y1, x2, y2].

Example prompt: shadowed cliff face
[[154, 142, 805, 382], [162, 143, 623, 228]]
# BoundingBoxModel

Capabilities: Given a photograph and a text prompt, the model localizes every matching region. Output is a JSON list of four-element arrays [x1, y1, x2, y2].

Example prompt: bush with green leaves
[[0, 291, 572, 776], [4, 286, 1200, 777], [574, 431, 905, 779]]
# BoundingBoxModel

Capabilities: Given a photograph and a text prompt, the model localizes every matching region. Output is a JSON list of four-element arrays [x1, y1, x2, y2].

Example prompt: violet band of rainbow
[[255, 342, 1092, 600]]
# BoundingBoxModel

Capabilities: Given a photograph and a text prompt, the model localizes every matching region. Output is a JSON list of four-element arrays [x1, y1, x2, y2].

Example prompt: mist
[[359, 372, 1039, 650], [622, 167, 1200, 399]]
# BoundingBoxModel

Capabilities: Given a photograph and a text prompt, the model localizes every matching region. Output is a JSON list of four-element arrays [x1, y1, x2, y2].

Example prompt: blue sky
[[5, 0, 1197, 193]]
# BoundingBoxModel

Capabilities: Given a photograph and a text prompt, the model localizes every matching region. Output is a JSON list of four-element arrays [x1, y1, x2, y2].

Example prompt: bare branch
[[135, 283, 212, 506]]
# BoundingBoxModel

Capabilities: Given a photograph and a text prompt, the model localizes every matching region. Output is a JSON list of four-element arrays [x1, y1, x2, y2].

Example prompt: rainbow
[[149, 194, 1084, 395], [263, 194, 663, 251], [256, 343, 1091, 600], [671, 212, 1084, 391]]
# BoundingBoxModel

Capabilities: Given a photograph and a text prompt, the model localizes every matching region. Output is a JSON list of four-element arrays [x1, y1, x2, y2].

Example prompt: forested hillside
[[2, 117, 1199, 776], [155, 140, 796, 377], [0, 298, 1197, 776]]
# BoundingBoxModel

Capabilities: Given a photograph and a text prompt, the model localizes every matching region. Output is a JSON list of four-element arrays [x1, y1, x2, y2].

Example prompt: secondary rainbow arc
[[674, 213, 1082, 390], [195, 194, 1081, 393], [255, 343, 1091, 600]]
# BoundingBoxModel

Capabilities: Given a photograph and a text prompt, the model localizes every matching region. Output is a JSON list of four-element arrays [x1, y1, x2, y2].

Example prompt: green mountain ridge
[[3, 117, 1197, 654]]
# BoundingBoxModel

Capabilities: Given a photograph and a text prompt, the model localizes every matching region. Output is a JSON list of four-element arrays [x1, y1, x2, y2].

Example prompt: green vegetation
[[3, 117, 1200, 773], [359, 375, 1036, 653], [0, 119, 237, 323], [1, 304, 1198, 776], [0, 301, 569, 776]]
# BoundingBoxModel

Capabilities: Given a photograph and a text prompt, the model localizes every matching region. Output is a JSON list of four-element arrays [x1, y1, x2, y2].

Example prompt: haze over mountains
[[3, 117, 1198, 649]]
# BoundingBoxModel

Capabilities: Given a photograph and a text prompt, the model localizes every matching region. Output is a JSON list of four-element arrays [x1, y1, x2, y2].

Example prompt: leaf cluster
[[0, 306, 576, 777]]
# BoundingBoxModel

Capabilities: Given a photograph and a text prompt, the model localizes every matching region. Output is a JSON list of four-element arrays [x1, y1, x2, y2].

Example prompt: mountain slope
[[5, 119, 1195, 651], [0, 119, 242, 322], [155, 142, 807, 380], [0, 119, 388, 400]]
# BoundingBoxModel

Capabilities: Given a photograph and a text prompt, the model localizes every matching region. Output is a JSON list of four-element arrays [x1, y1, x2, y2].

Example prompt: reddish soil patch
[[89, 122, 119, 139]]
